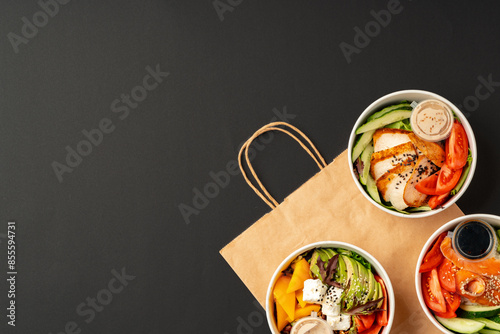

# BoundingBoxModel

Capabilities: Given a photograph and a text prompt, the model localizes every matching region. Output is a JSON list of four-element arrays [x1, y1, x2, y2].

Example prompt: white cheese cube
[[321, 286, 343, 316], [322, 302, 340, 317], [327, 314, 351, 331], [302, 279, 327, 304]]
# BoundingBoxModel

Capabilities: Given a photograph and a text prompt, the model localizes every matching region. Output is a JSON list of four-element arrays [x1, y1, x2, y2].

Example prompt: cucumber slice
[[489, 315, 500, 324], [457, 305, 500, 319], [435, 316, 485, 333], [356, 110, 412, 134], [479, 329, 500, 334], [366, 102, 412, 121], [450, 149, 473, 196], [496, 230, 500, 253], [359, 143, 374, 185], [365, 174, 381, 203], [477, 318, 500, 331], [352, 130, 375, 163], [407, 205, 432, 212], [385, 118, 412, 131]]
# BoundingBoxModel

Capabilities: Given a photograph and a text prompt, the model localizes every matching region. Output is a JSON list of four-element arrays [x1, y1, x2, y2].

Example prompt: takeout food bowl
[[415, 214, 500, 334], [348, 90, 477, 218], [265, 241, 395, 333]]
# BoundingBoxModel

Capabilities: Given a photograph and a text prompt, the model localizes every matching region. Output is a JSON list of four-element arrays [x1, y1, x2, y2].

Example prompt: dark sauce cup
[[452, 220, 498, 261]]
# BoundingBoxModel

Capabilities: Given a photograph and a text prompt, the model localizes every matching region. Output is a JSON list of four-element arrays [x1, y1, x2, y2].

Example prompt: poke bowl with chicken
[[348, 90, 476, 218]]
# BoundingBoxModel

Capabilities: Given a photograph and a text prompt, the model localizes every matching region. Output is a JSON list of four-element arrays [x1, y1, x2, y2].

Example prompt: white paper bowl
[[348, 90, 477, 218], [415, 214, 500, 334], [265, 241, 395, 333]]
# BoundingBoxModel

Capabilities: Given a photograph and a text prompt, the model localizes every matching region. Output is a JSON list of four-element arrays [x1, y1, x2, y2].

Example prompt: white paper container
[[266, 241, 395, 333], [415, 214, 500, 334], [348, 89, 477, 218]]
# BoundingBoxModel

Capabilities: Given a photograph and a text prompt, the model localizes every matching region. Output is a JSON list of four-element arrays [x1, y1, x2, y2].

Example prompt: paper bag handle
[[238, 122, 327, 209]]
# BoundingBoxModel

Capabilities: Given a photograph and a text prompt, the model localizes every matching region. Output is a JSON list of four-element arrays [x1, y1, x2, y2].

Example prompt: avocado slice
[[317, 248, 334, 262], [309, 248, 337, 281], [374, 281, 383, 308], [342, 256, 360, 310], [355, 260, 370, 303], [362, 269, 377, 305], [309, 251, 321, 279], [335, 255, 348, 287], [323, 248, 338, 259]]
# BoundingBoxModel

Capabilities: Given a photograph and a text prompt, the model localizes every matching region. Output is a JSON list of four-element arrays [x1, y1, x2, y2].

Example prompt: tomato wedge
[[419, 232, 447, 272], [428, 192, 450, 209], [438, 258, 457, 293], [436, 164, 462, 195], [415, 173, 439, 195], [374, 275, 388, 327], [434, 305, 455, 318], [434, 290, 460, 318], [422, 269, 447, 313], [358, 313, 376, 330], [444, 290, 460, 312], [446, 121, 469, 170], [362, 323, 383, 334], [355, 316, 366, 332]]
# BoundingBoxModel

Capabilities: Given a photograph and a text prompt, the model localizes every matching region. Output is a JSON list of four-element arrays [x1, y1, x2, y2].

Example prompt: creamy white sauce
[[291, 317, 332, 334], [410, 100, 453, 142]]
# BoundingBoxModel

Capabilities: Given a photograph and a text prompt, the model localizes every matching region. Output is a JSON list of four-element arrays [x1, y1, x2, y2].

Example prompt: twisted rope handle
[[238, 122, 327, 209]]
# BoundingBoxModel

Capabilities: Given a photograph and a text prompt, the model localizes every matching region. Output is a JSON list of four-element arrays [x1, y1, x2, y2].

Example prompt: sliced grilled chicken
[[376, 163, 416, 211], [403, 155, 439, 207], [370, 142, 418, 181], [408, 133, 446, 167], [373, 128, 412, 152]]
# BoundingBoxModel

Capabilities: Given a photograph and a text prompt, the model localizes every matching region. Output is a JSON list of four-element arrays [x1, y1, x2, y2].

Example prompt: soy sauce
[[454, 220, 494, 260]]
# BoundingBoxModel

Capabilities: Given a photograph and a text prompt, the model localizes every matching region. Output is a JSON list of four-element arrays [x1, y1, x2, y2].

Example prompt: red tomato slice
[[415, 173, 439, 195], [355, 316, 366, 332], [443, 290, 461, 312], [362, 323, 383, 334], [434, 290, 460, 318], [428, 193, 450, 209], [436, 164, 462, 195], [358, 313, 376, 330], [446, 121, 469, 170], [434, 307, 455, 318], [419, 232, 447, 273], [422, 269, 447, 314], [438, 258, 457, 293], [374, 275, 388, 327]]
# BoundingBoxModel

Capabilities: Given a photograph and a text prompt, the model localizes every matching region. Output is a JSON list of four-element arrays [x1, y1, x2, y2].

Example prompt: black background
[[0, 1, 499, 333]]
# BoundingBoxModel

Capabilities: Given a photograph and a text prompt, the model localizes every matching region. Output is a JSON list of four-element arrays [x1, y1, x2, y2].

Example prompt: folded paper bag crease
[[220, 149, 463, 333]]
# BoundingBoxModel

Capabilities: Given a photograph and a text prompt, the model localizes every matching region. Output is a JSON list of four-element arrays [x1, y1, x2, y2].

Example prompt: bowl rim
[[347, 89, 477, 218], [265, 241, 395, 334], [414, 214, 500, 334]]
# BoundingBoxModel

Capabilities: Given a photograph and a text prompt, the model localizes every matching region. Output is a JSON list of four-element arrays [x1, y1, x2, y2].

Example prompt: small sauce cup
[[452, 219, 498, 261], [290, 313, 333, 334], [410, 99, 454, 142]]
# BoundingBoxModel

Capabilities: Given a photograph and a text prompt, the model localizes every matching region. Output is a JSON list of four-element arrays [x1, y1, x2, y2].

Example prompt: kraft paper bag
[[220, 122, 464, 333]]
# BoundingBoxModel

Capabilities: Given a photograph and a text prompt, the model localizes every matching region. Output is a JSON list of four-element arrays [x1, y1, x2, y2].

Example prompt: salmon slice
[[408, 133, 446, 167], [455, 269, 500, 306], [455, 269, 486, 298], [403, 156, 439, 207], [473, 277, 500, 306], [440, 237, 500, 276], [373, 128, 412, 152]]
